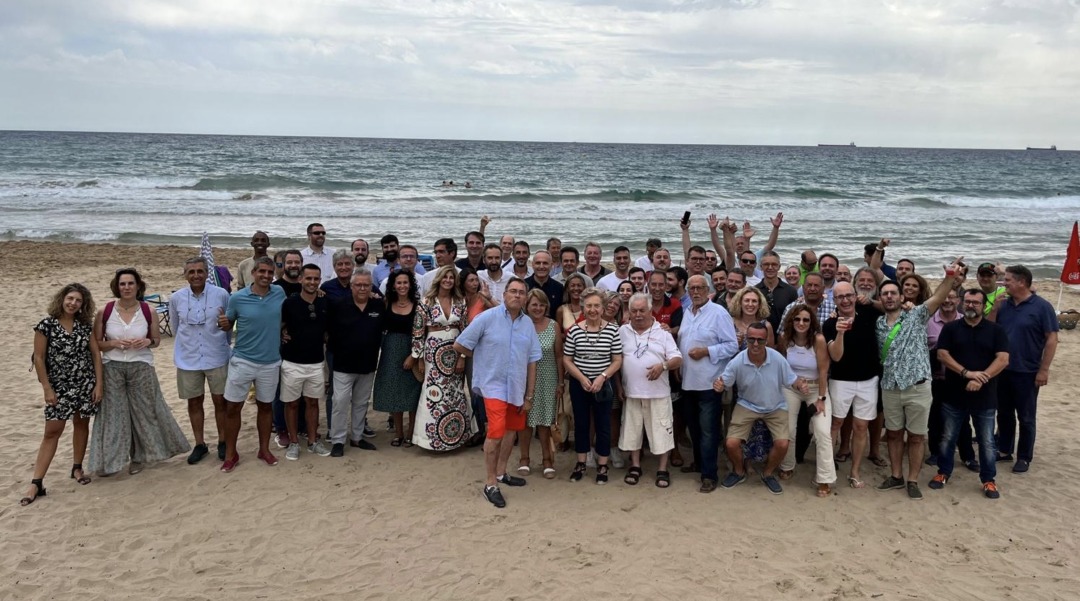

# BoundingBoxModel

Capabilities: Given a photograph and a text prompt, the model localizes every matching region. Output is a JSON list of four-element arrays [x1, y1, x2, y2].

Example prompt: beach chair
[[143, 293, 172, 337]]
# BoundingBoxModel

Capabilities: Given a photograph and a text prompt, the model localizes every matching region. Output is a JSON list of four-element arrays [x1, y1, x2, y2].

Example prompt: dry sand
[[2, 240, 1078, 600]]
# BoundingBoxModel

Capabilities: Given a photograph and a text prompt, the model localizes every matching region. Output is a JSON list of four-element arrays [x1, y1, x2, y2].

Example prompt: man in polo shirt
[[320, 249, 355, 301], [874, 260, 963, 499], [455, 231, 486, 272], [756, 251, 797, 334], [171, 256, 231, 464], [280, 264, 333, 460], [454, 278, 541, 508], [301, 223, 335, 283], [582, 242, 610, 283], [931, 288, 1010, 498], [217, 257, 286, 472], [525, 250, 564, 319], [994, 264, 1058, 473], [715, 321, 810, 495], [648, 270, 682, 337], [326, 268, 384, 457], [676, 274, 739, 493], [619, 293, 683, 488]]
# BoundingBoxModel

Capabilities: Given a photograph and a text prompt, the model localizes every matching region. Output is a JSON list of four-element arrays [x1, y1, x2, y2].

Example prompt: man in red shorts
[[454, 278, 542, 508]]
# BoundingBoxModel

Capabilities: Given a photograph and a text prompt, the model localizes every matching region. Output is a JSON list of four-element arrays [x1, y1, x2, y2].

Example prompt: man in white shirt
[[477, 243, 510, 305], [635, 238, 662, 272], [618, 293, 682, 488], [300, 223, 335, 283], [419, 238, 461, 295], [597, 246, 632, 291]]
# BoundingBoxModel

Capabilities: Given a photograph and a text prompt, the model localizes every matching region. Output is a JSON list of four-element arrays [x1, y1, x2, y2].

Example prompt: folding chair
[[143, 294, 172, 337]]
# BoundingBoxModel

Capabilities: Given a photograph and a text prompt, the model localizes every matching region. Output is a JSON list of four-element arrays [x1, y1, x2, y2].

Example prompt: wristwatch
[[817, 396, 827, 402]]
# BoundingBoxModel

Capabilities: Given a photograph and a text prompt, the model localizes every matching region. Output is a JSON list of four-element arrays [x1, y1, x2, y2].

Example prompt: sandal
[[390, 437, 403, 447], [868, 455, 888, 468], [543, 461, 556, 479], [779, 469, 794, 480], [835, 452, 851, 463], [596, 464, 609, 485], [402, 438, 414, 448], [817, 483, 832, 497], [20, 479, 46, 506], [670, 455, 685, 468], [624, 466, 642, 485], [570, 461, 586, 482], [655, 470, 671, 488], [518, 460, 531, 476], [847, 475, 865, 489], [70, 464, 91, 485]]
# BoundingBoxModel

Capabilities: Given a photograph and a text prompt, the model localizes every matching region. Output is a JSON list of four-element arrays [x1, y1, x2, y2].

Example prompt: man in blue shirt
[[454, 277, 541, 508], [994, 265, 1059, 473], [170, 256, 232, 465], [714, 322, 809, 495], [217, 257, 286, 472]]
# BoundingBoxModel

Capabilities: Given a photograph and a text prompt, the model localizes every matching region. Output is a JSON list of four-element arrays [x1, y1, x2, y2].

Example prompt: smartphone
[[681, 211, 691, 226]]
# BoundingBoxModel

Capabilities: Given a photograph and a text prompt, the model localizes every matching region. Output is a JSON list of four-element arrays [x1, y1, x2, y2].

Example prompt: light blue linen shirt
[[455, 305, 542, 406], [169, 285, 232, 371], [721, 347, 799, 414], [677, 300, 739, 391]]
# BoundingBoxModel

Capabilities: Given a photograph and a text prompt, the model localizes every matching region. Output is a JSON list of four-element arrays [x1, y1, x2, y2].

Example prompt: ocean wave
[[1, 228, 120, 242], [907, 195, 1080, 209], [791, 188, 851, 199], [439, 189, 706, 203], [174, 175, 377, 192], [76, 179, 99, 188]]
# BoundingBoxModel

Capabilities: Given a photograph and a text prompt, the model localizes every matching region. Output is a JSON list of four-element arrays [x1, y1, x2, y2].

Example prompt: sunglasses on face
[[746, 337, 767, 345]]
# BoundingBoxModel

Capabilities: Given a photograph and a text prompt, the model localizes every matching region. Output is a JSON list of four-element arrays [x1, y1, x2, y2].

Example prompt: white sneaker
[[285, 443, 300, 461], [611, 451, 626, 469], [586, 449, 597, 469], [308, 439, 332, 457]]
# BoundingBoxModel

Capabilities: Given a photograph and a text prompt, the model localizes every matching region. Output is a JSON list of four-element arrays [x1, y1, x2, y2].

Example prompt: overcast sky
[[1, 0, 1077, 147]]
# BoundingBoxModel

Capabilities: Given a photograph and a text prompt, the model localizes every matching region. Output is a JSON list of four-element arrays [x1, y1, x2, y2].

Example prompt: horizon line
[[0, 128, 1068, 153]]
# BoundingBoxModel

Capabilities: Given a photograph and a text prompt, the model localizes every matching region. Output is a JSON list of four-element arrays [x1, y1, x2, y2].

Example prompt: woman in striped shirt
[[562, 289, 624, 484]]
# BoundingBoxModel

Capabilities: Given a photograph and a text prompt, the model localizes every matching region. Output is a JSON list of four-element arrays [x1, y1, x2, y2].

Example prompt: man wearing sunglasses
[[301, 223, 335, 283], [714, 321, 810, 495]]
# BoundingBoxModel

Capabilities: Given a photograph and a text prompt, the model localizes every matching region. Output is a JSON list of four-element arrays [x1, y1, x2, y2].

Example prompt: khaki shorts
[[176, 365, 228, 399], [279, 360, 326, 402], [619, 396, 674, 454], [881, 380, 932, 435], [727, 404, 789, 441]]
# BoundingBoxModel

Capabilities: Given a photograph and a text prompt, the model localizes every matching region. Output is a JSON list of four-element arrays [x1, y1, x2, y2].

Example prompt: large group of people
[[21, 216, 1060, 510]]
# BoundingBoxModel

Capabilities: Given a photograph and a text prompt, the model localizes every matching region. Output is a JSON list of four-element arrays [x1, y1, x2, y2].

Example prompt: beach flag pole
[[201, 232, 221, 289], [1058, 221, 1080, 311]]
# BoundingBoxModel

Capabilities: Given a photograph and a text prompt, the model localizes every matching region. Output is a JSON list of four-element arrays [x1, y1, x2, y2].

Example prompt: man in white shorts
[[171, 256, 232, 464], [618, 293, 683, 489], [823, 282, 881, 489], [217, 257, 286, 472], [279, 264, 333, 460]]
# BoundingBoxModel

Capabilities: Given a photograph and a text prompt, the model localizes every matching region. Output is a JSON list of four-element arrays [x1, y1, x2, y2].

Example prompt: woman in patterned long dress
[[373, 271, 422, 447], [407, 265, 474, 451], [21, 284, 103, 506], [89, 268, 190, 476], [517, 289, 564, 479]]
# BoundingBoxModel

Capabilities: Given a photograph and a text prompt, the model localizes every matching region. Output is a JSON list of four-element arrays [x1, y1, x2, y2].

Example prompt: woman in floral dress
[[408, 265, 474, 451]]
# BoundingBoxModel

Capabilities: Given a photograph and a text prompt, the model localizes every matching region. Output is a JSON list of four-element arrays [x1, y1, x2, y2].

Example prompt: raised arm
[[681, 217, 692, 261], [923, 257, 964, 314], [760, 212, 783, 255]]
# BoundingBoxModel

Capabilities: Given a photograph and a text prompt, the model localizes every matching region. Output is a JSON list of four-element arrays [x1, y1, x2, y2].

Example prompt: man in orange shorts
[[454, 278, 541, 508]]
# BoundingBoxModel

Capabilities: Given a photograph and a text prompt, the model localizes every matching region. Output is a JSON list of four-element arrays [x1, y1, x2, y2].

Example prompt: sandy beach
[[2, 239, 1078, 600]]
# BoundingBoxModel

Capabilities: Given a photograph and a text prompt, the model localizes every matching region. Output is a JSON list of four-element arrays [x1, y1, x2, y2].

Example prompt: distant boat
[[818, 142, 856, 147], [1026, 145, 1057, 151]]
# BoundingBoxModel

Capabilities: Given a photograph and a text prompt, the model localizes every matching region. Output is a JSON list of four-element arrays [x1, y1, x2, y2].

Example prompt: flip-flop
[[868, 456, 888, 468], [847, 476, 865, 489]]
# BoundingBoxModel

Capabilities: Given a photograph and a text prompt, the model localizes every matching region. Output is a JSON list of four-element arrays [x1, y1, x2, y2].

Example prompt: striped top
[[564, 322, 623, 377]]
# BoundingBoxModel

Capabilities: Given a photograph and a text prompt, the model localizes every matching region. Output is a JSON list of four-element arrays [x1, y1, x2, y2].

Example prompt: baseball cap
[[977, 262, 996, 276]]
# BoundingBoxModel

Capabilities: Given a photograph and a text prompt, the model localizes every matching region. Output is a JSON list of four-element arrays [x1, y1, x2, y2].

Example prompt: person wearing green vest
[[976, 262, 1006, 316], [874, 258, 965, 500], [797, 250, 819, 286]]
